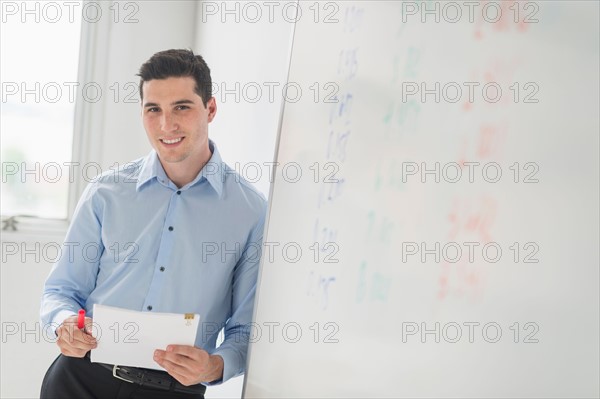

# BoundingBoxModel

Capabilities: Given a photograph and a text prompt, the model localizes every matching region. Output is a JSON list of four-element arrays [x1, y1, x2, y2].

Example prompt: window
[[1, 2, 83, 221]]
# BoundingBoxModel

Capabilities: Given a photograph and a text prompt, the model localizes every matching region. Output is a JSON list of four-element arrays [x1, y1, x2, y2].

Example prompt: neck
[[161, 146, 212, 188]]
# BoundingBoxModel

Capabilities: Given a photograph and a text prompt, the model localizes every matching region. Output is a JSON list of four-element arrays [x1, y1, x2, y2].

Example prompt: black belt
[[91, 356, 206, 395]]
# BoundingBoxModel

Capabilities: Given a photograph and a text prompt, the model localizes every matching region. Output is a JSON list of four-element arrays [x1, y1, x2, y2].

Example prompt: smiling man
[[142, 76, 214, 187], [40, 49, 267, 398]]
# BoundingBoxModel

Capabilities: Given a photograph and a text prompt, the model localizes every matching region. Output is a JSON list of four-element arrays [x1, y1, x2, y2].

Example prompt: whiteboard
[[244, 1, 599, 397]]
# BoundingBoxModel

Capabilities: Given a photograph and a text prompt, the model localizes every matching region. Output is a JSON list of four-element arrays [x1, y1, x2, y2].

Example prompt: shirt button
[[147, 305, 153, 311], [168, 226, 174, 231], [176, 191, 181, 195], [159, 266, 165, 272]]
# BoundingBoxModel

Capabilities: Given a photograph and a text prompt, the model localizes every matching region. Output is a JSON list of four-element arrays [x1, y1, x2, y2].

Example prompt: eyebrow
[[143, 99, 195, 108]]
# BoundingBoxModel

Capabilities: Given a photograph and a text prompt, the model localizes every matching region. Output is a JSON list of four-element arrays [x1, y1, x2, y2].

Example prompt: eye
[[146, 107, 160, 113], [175, 105, 190, 111]]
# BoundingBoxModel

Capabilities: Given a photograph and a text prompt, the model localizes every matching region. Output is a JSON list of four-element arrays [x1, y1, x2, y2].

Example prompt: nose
[[160, 112, 178, 133]]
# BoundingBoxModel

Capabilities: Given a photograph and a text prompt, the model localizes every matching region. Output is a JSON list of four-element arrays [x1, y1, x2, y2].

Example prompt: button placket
[[142, 188, 180, 312]]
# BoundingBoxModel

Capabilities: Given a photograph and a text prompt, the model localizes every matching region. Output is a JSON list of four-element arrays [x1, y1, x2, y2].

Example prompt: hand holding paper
[[90, 304, 199, 370], [154, 344, 224, 385]]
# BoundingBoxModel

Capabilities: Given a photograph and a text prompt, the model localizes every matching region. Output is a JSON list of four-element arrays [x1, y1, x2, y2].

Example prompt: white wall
[[1, 231, 67, 399], [1, 1, 291, 397], [194, 2, 293, 197]]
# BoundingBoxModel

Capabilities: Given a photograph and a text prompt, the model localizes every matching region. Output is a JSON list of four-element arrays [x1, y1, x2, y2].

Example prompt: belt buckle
[[112, 365, 134, 383]]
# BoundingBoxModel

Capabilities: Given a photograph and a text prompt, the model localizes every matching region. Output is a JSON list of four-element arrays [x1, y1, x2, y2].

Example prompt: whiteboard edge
[[241, 6, 299, 398]]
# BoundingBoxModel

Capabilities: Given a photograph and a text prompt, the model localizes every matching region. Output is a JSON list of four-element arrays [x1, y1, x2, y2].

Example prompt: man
[[40, 49, 267, 398]]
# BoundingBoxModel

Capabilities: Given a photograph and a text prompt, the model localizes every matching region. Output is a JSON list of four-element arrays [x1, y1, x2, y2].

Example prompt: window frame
[[1, 0, 113, 238]]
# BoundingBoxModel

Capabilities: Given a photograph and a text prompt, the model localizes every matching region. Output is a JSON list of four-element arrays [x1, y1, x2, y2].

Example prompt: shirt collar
[[136, 139, 224, 197]]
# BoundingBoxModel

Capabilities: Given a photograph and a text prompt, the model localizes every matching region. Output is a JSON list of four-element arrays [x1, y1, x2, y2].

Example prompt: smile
[[160, 137, 183, 144]]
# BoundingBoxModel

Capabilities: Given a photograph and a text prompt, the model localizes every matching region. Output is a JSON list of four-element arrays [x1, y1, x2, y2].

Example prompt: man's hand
[[56, 315, 97, 357], [154, 345, 224, 386]]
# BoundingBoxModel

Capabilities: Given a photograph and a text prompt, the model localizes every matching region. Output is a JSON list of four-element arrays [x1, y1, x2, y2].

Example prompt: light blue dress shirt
[[40, 140, 267, 384]]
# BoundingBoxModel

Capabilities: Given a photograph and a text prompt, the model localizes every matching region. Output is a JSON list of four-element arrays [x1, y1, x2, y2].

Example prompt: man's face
[[141, 76, 216, 167]]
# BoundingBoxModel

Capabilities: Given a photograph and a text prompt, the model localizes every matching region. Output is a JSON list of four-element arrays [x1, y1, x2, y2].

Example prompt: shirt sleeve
[[207, 210, 266, 385], [40, 180, 104, 333]]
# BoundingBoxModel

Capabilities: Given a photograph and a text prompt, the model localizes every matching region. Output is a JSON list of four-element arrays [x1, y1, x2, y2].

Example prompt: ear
[[207, 97, 217, 123]]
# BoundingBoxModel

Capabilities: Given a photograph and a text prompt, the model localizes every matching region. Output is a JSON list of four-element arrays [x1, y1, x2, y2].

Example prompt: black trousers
[[40, 354, 205, 399]]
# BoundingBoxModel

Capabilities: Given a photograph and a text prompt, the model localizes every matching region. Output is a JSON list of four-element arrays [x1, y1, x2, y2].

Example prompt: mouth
[[160, 137, 184, 146]]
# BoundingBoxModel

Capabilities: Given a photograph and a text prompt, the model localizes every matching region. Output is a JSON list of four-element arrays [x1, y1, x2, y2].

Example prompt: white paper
[[90, 304, 200, 370]]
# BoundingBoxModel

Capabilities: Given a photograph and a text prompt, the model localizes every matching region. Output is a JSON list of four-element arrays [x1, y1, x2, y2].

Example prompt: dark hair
[[137, 49, 212, 106]]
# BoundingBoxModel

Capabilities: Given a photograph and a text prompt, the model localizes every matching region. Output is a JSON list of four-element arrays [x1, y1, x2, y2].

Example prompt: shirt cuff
[[205, 346, 243, 385], [49, 310, 78, 335]]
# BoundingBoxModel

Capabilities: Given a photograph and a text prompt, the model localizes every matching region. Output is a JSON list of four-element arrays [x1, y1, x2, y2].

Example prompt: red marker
[[78, 309, 85, 330]]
